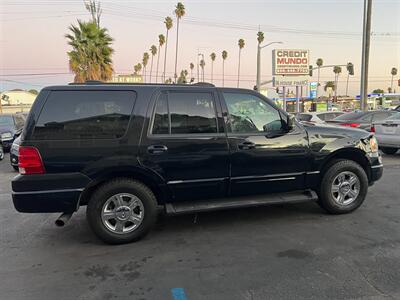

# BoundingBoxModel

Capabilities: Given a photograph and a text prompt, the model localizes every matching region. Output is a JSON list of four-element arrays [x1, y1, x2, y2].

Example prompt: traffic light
[[309, 65, 313, 77], [347, 63, 354, 75]]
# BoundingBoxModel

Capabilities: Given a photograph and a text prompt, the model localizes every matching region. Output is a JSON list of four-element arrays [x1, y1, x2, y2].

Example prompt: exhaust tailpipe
[[55, 213, 72, 227]]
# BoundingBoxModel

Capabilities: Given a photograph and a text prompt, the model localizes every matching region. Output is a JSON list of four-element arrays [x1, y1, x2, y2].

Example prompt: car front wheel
[[318, 159, 368, 214], [86, 178, 158, 244], [380, 147, 398, 155]]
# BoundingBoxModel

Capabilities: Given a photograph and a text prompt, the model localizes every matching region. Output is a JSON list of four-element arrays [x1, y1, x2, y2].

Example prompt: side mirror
[[286, 114, 295, 131]]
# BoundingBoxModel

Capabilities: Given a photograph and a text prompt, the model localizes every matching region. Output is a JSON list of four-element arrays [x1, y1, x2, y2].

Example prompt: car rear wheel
[[380, 147, 398, 155], [86, 178, 158, 244], [0, 147, 4, 160], [318, 159, 368, 214]]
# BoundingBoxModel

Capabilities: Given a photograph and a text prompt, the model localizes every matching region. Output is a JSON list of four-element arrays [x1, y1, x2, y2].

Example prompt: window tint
[[152, 94, 169, 134], [33, 91, 135, 140], [297, 114, 312, 122], [318, 113, 338, 121], [223, 92, 282, 133], [152, 92, 217, 134], [386, 112, 400, 120]]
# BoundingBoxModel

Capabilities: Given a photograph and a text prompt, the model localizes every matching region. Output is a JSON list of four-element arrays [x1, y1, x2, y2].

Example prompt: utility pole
[[256, 41, 283, 91], [360, 0, 372, 111]]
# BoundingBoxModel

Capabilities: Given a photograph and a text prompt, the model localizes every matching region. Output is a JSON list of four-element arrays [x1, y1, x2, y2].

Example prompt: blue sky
[[0, 0, 399, 95]]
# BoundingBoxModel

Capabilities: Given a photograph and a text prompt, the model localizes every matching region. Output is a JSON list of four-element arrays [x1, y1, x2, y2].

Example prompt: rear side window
[[372, 111, 396, 122], [33, 91, 136, 140], [297, 114, 312, 122], [152, 92, 218, 135]]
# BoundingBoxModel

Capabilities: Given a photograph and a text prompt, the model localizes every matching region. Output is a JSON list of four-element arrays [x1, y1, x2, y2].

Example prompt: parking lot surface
[[1, 153, 400, 300]]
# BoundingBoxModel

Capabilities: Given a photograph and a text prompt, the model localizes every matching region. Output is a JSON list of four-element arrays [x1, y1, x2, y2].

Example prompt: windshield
[[386, 112, 400, 120], [0, 115, 14, 127]]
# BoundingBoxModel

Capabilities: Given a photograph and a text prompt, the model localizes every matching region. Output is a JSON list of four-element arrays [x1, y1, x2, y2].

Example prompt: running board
[[165, 190, 318, 215]]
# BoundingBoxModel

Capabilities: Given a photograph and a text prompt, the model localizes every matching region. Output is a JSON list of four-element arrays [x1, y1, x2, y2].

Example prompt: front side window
[[152, 92, 218, 135], [223, 92, 283, 133], [33, 91, 136, 140]]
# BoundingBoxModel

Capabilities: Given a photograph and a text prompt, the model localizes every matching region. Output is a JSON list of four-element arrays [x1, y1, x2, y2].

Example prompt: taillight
[[340, 123, 360, 128], [370, 125, 375, 133], [18, 146, 45, 175]]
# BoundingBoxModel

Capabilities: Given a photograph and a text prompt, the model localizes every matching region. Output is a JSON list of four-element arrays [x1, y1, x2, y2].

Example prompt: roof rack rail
[[193, 82, 215, 87], [67, 81, 216, 87]]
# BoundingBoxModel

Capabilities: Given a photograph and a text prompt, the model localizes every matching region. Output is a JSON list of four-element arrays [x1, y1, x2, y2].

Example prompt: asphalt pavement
[[0, 152, 400, 300]]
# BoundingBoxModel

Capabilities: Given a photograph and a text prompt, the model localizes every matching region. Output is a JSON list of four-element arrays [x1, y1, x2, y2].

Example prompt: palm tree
[[174, 2, 185, 83], [133, 63, 142, 75], [177, 69, 188, 84], [222, 50, 228, 87], [257, 31, 264, 45], [66, 20, 114, 83], [149, 45, 157, 83], [210, 52, 216, 83], [199, 59, 205, 82], [345, 62, 354, 96], [84, 0, 102, 27], [391, 67, 398, 92], [163, 16, 173, 82], [333, 66, 342, 100], [142, 52, 149, 83], [316, 58, 323, 98], [174, 2, 185, 82], [189, 62, 194, 82], [324, 81, 335, 97], [237, 38, 245, 88], [156, 34, 165, 83]]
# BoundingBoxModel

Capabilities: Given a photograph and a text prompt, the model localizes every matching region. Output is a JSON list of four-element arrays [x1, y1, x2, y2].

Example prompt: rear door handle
[[238, 141, 256, 150], [147, 145, 168, 154]]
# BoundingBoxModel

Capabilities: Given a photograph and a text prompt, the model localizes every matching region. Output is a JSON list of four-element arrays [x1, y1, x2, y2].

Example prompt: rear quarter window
[[32, 90, 136, 140], [297, 114, 312, 122]]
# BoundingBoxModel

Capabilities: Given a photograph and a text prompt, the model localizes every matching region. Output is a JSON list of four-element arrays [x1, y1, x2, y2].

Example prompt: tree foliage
[[66, 20, 114, 83]]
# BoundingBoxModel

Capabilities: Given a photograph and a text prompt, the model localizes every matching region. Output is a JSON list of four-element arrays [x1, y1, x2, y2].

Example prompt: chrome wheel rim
[[331, 171, 360, 206], [101, 193, 144, 234]]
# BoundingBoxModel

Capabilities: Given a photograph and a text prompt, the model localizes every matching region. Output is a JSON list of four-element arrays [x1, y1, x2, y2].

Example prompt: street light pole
[[360, 0, 372, 111], [256, 41, 283, 91]]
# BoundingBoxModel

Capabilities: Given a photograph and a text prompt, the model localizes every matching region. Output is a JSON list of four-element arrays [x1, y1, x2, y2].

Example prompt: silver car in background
[[372, 112, 400, 155]]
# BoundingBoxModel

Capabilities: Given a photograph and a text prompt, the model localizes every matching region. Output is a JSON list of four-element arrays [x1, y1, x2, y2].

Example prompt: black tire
[[318, 159, 368, 214], [12, 165, 19, 171], [86, 178, 158, 244], [380, 147, 398, 155], [0, 148, 4, 161]]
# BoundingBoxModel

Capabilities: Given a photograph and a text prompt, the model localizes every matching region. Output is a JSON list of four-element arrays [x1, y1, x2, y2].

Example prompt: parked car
[[12, 82, 383, 244], [0, 113, 25, 151], [327, 110, 398, 131], [371, 112, 400, 155], [10, 135, 21, 171], [296, 111, 344, 124], [0, 140, 4, 161]]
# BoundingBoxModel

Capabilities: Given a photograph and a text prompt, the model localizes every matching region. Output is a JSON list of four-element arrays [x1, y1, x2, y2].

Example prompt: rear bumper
[[12, 173, 91, 213]]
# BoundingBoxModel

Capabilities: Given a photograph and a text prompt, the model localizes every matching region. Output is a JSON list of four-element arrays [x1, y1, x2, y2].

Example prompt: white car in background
[[296, 111, 344, 124], [372, 112, 400, 155]]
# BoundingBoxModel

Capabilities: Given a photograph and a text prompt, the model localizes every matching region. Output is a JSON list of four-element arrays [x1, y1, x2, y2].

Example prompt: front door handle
[[238, 141, 256, 150], [148, 145, 168, 154]]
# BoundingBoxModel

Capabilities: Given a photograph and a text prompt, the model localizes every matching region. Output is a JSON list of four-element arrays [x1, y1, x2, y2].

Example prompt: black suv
[[12, 83, 383, 244]]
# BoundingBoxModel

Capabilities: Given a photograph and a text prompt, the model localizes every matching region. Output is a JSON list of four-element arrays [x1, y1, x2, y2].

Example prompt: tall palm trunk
[[211, 61, 214, 83], [150, 56, 154, 83], [174, 19, 180, 83], [316, 67, 321, 98], [345, 72, 350, 96], [334, 74, 338, 101], [156, 46, 161, 83], [237, 48, 242, 88], [222, 60, 225, 87], [163, 30, 169, 82], [143, 67, 146, 83], [391, 75, 394, 91]]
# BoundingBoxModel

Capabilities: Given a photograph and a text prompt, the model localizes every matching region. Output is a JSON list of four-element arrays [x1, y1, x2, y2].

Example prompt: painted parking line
[[171, 288, 187, 300]]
